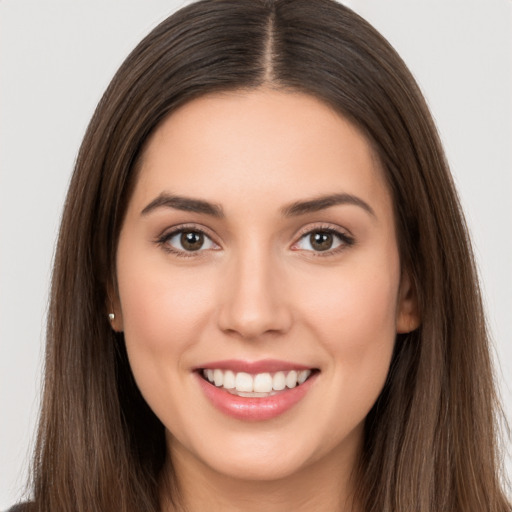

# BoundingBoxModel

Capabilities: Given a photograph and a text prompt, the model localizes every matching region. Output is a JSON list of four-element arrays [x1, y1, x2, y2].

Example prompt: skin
[[113, 88, 419, 511]]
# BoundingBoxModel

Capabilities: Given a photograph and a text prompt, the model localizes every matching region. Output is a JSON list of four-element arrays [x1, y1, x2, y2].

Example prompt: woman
[[10, 0, 511, 510]]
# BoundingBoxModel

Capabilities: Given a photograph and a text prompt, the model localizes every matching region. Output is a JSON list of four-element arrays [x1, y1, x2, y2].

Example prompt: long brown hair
[[29, 1, 510, 511]]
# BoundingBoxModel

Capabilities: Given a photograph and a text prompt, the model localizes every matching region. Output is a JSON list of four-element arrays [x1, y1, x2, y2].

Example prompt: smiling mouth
[[199, 368, 318, 397]]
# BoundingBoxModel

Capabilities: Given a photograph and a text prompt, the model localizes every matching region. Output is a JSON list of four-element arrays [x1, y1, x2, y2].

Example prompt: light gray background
[[1, 0, 511, 507]]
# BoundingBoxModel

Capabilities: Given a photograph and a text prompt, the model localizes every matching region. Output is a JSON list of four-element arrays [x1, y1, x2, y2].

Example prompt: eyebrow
[[141, 192, 376, 219], [281, 193, 376, 218], [141, 193, 224, 218]]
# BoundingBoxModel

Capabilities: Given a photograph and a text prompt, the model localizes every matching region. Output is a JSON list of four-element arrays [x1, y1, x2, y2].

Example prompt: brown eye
[[293, 228, 352, 254], [181, 231, 204, 251], [309, 232, 333, 251], [162, 229, 218, 254]]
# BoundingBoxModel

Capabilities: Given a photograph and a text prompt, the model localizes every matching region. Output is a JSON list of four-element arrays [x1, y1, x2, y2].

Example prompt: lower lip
[[196, 372, 318, 421]]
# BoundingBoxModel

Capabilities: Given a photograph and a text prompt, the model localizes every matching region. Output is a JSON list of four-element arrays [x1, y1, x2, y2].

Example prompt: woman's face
[[114, 89, 418, 483]]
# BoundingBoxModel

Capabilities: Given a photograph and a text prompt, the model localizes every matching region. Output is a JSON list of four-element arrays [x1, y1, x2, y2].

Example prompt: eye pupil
[[181, 231, 204, 251], [310, 232, 333, 251]]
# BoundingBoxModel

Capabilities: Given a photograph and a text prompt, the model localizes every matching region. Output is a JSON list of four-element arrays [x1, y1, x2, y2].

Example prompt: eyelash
[[155, 223, 355, 258], [155, 224, 219, 258], [292, 225, 355, 257]]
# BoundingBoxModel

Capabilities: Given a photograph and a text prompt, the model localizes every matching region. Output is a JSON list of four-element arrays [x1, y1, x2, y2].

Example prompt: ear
[[396, 271, 420, 333], [106, 285, 124, 333]]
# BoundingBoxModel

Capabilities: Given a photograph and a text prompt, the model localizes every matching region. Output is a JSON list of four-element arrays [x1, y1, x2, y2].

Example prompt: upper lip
[[195, 359, 315, 374]]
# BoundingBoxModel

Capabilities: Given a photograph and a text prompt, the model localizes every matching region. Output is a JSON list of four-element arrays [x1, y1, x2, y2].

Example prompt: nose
[[217, 245, 293, 340]]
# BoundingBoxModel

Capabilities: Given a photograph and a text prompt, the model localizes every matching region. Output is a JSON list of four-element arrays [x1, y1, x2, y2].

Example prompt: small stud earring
[[108, 313, 115, 321]]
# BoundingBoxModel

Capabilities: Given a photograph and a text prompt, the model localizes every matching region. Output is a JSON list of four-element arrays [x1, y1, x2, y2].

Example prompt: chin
[[202, 449, 316, 483]]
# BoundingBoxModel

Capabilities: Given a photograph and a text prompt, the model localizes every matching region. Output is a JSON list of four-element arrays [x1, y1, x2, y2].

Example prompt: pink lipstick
[[195, 359, 318, 421]]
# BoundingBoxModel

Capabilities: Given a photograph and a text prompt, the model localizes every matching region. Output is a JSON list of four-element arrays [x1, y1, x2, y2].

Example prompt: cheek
[[307, 265, 399, 443], [298, 255, 400, 389], [302, 256, 398, 332], [116, 250, 217, 367], [116, 255, 220, 429]]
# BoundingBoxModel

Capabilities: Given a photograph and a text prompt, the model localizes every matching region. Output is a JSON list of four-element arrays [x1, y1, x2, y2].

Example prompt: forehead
[[132, 88, 390, 217]]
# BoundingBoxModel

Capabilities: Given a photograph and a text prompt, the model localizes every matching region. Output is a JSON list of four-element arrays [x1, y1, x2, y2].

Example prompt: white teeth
[[223, 370, 235, 389], [285, 370, 298, 388], [253, 373, 273, 393], [235, 372, 253, 392], [297, 370, 309, 384], [272, 371, 286, 391], [202, 368, 312, 394], [213, 369, 223, 387]]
